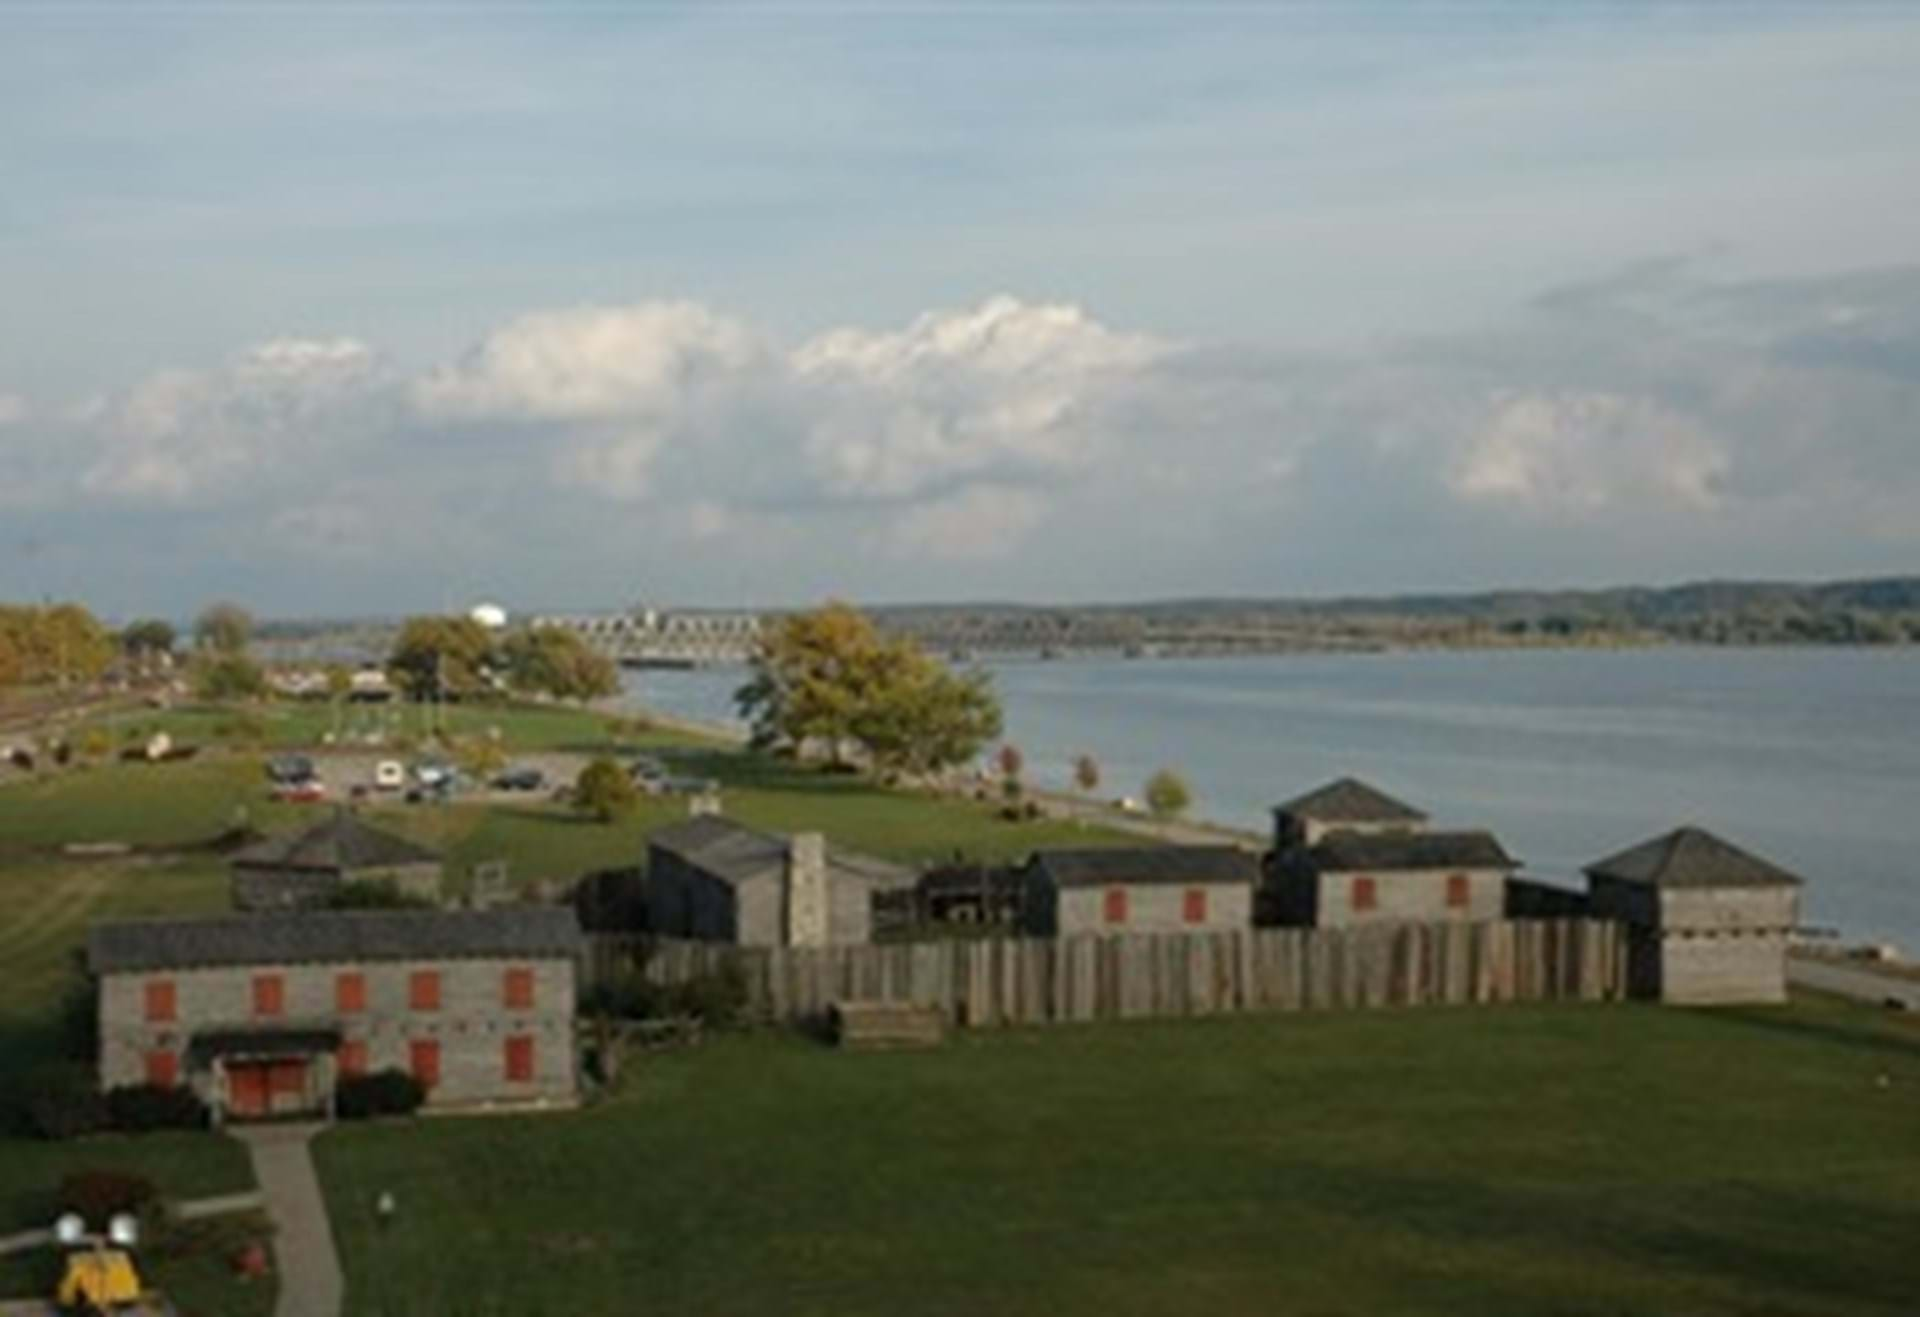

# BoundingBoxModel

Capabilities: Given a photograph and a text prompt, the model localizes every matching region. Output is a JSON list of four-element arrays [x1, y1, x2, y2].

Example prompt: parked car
[[373, 760, 406, 791], [273, 778, 328, 804], [626, 755, 668, 786], [414, 758, 455, 789], [490, 766, 546, 792], [265, 754, 315, 784]]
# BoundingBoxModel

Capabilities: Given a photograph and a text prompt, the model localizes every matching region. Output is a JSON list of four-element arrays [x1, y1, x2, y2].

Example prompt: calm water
[[622, 648, 1920, 948]]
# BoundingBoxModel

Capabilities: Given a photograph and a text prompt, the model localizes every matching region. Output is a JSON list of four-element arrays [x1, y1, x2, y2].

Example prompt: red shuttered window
[[252, 974, 285, 1018], [1445, 874, 1470, 909], [336, 972, 367, 1014], [409, 1039, 440, 1088], [1351, 876, 1378, 912], [503, 967, 534, 1010], [144, 979, 176, 1023], [409, 970, 441, 1012], [1182, 887, 1208, 925], [504, 1035, 535, 1083], [338, 1041, 368, 1078], [145, 1049, 178, 1088], [1103, 887, 1129, 925]]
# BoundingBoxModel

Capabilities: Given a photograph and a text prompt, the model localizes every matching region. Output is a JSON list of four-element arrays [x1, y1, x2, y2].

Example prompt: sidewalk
[[235, 1123, 342, 1317]]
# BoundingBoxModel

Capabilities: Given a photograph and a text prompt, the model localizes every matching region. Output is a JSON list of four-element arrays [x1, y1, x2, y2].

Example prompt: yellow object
[[57, 1246, 144, 1309]]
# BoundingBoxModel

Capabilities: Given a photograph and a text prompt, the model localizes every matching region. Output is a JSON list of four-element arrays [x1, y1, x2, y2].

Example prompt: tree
[[120, 619, 176, 667], [995, 743, 1024, 782], [735, 602, 886, 764], [574, 757, 637, 823], [0, 604, 114, 687], [1144, 768, 1191, 819], [194, 653, 268, 701], [194, 603, 253, 656], [736, 602, 1002, 777], [501, 626, 620, 703], [388, 615, 498, 703], [1073, 753, 1101, 794]]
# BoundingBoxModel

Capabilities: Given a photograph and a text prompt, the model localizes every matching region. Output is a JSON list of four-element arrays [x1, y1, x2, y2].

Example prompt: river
[[620, 647, 1919, 948]]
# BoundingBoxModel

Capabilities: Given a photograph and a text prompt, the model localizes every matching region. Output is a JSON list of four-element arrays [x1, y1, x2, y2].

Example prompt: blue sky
[[3, 3, 1919, 616]]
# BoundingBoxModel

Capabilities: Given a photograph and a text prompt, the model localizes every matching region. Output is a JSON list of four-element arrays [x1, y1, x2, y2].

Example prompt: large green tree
[[737, 601, 1001, 777], [194, 602, 253, 656], [120, 619, 177, 663], [501, 626, 620, 703], [0, 603, 115, 687], [388, 616, 498, 702]]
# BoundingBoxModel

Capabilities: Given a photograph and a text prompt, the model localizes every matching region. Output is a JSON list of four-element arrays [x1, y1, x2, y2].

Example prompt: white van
[[373, 760, 406, 791]]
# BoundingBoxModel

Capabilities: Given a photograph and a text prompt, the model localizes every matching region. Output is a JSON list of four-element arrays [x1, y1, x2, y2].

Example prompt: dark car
[[491, 767, 547, 792], [265, 754, 315, 785]]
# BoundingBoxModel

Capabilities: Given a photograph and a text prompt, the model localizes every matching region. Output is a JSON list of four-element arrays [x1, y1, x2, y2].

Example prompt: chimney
[[785, 832, 829, 947]]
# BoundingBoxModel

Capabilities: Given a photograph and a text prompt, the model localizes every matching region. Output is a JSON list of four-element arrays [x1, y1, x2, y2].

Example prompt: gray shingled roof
[[647, 816, 914, 889], [87, 907, 581, 975], [1583, 826, 1802, 889], [1307, 829, 1516, 873], [230, 810, 441, 872], [1273, 777, 1427, 824], [1032, 847, 1259, 888]]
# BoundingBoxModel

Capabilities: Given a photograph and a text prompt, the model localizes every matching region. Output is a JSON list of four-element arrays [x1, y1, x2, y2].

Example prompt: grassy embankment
[[313, 996, 1920, 1317]]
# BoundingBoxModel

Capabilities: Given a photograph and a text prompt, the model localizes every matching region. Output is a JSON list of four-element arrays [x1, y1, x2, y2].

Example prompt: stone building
[[1020, 847, 1259, 937], [1583, 826, 1802, 1005], [229, 811, 443, 913], [1264, 829, 1518, 928], [645, 816, 915, 947], [1271, 777, 1428, 848], [86, 907, 581, 1121]]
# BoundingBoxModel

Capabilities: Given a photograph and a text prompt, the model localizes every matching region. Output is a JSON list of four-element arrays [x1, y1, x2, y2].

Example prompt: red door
[[269, 1061, 307, 1114], [228, 1063, 269, 1118]]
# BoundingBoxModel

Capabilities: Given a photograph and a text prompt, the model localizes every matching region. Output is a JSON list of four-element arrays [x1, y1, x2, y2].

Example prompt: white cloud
[[794, 296, 1167, 499], [0, 394, 25, 426], [79, 337, 383, 502], [1449, 391, 1730, 515]]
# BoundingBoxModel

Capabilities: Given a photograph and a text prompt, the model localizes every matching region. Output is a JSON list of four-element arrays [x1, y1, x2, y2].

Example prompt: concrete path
[[1789, 955, 1920, 1010], [236, 1123, 342, 1317]]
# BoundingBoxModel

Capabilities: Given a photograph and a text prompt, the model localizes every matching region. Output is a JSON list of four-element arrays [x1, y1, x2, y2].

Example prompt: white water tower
[[470, 602, 509, 631]]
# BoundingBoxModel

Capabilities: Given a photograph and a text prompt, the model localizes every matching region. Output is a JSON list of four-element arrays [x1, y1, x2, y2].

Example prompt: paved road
[[236, 1124, 342, 1317], [1788, 956, 1920, 1010]]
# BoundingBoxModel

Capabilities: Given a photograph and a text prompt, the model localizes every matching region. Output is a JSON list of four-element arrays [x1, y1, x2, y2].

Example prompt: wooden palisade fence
[[586, 918, 1626, 1028]]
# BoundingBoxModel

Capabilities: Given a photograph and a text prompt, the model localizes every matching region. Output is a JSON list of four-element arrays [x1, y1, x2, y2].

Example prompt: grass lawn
[[315, 997, 1920, 1317]]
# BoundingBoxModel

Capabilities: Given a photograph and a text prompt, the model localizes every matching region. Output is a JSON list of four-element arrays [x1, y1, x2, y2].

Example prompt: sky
[[2, 2, 1919, 619]]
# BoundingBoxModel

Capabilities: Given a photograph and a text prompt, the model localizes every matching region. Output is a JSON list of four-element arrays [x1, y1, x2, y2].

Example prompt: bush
[[335, 1068, 426, 1120], [19, 1063, 109, 1140], [325, 879, 431, 911], [589, 964, 749, 1028], [574, 757, 637, 824], [105, 1083, 209, 1133], [58, 1170, 157, 1224]]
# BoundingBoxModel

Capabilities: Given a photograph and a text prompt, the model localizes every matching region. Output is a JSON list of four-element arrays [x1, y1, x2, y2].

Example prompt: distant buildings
[[1262, 778, 1516, 928], [87, 908, 582, 1121], [645, 815, 915, 947], [230, 812, 443, 913], [1584, 826, 1802, 1005], [1020, 847, 1259, 937]]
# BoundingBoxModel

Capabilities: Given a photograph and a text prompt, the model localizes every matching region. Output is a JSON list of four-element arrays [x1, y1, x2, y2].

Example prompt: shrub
[[674, 963, 749, 1029], [19, 1063, 109, 1140], [105, 1083, 209, 1133], [1144, 768, 1192, 819], [335, 1068, 426, 1120], [574, 757, 637, 824], [325, 879, 431, 911], [58, 1170, 157, 1224]]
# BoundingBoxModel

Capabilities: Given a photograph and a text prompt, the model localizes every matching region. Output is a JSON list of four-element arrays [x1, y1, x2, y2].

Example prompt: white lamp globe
[[108, 1212, 139, 1248], [54, 1213, 85, 1246]]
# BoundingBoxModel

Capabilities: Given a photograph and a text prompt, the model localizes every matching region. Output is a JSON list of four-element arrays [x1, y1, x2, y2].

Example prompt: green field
[[312, 998, 1920, 1317]]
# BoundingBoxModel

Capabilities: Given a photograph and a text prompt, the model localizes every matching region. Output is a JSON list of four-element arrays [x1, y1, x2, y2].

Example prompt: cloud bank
[[5, 263, 1920, 613]]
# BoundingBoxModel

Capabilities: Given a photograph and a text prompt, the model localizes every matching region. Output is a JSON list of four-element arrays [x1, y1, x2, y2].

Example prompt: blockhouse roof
[[1031, 846, 1260, 888], [1306, 829, 1517, 873], [230, 810, 441, 872], [1583, 826, 1802, 889], [1273, 777, 1427, 824]]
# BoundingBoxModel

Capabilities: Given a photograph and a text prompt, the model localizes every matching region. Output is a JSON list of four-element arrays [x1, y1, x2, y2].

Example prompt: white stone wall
[[1056, 882, 1252, 936], [98, 955, 577, 1109], [1656, 930, 1791, 1005], [1310, 867, 1507, 929]]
